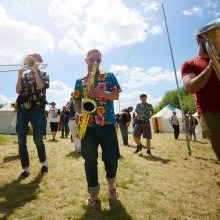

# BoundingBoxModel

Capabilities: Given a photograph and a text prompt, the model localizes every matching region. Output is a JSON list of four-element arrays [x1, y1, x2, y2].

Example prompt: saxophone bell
[[82, 99, 97, 113]]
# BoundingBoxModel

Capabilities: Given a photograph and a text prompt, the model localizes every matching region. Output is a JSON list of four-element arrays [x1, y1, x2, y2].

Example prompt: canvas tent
[[152, 104, 183, 133], [0, 103, 52, 134], [0, 103, 16, 134]]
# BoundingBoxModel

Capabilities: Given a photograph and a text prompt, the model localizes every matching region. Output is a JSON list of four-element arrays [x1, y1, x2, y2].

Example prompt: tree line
[[154, 86, 196, 113]]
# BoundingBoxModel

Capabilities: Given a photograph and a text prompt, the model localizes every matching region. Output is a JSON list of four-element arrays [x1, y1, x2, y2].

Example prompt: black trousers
[[172, 125, 179, 140]]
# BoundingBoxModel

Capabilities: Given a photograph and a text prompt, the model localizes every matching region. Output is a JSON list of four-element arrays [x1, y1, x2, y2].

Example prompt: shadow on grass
[[1, 154, 20, 164], [66, 151, 82, 159], [138, 154, 171, 164], [0, 173, 43, 219], [80, 199, 133, 220], [194, 155, 218, 163]]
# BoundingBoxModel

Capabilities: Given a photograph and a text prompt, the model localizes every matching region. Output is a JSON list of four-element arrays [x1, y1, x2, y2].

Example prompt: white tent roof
[[0, 103, 16, 134], [0, 103, 14, 112], [152, 104, 182, 119]]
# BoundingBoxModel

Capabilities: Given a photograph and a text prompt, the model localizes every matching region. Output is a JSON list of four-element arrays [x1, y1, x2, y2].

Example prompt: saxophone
[[77, 62, 97, 140]]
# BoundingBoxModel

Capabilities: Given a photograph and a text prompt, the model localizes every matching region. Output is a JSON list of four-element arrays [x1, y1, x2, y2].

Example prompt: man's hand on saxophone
[[89, 88, 119, 100]]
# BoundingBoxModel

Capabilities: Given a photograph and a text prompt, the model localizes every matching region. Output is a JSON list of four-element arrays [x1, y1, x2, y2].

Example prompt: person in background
[[181, 31, 220, 161], [118, 106, 133, 146], [183, 111, 189, 133], [66, 95, 81, 152], [15, 53, 49, 179], [133, 94, 154, 155], [188, 111, 197, 142], [169, 111, 179, 140], [60, 106, 69, 138], [74, 48, 121, 207], [49, 102, 60, 141]]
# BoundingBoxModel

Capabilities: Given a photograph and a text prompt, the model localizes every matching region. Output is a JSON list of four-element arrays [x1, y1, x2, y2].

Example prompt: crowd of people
[[13, 22, 220, 207]]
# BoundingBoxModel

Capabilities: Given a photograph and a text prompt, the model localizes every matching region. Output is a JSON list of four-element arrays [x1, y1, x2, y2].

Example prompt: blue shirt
[[74, 71, 121, 127]]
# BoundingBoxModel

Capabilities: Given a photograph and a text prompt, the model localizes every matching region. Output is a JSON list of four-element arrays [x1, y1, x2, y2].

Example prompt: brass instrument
[[77, 62, 98, 140], [196, 18, 220, 80], [0, 55, 47, 72], [10, 102, 18, 112]]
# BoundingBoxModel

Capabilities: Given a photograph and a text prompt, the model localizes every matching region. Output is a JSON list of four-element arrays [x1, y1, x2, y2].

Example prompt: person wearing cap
[[118, 106, 133, 146], [49, 102, 60, 141], [169, 111, 180, 140], [181, 32, 220, 161], [15, 53, 49, 179], [133, 94, 154, 155]]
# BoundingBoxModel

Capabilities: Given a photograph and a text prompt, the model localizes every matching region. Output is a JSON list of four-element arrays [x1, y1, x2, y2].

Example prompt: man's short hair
[[30, 53, 43, 63], [87, 49, 101, 57], [51, 102, 56, 105], [140, 93, 147, 98], [128, 106, 133, 111]]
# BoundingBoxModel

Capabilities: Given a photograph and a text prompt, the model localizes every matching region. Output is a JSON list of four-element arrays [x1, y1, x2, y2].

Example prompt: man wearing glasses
[[73, 49, 122, 207]]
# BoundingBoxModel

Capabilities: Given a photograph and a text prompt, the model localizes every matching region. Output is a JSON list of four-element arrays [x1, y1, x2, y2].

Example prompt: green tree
[[154, 87, 196, 113], [0, 103, 6, 109]]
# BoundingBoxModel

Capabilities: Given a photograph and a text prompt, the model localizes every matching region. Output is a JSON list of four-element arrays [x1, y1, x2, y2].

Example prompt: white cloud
[[48, 0, 149, 54], [148, 25, 162, 35], [14, 2, 30, 10], [114, 90, 161, 113], [182, 6, 203, 17], [109, 65, 129, 79], [204, 0, 218, 9], [0, 4, 54, 63], [47, 80, 73, 108], [142, 1, 159, 13], [110, 65, 177, 89], [0, 94, 13, 104]]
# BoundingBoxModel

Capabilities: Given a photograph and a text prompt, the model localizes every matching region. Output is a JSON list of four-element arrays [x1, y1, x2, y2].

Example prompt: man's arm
[[182, 61, 213, 94], [74, 99, 82, 114], [88, 89, 119, 100], [32, 67, 48, 90]]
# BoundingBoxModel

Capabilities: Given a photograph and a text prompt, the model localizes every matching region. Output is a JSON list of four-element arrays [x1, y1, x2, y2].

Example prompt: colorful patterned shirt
[[74, 71, 121, 127], [18, 70, 49, 106], [135, 103, 154, 120]]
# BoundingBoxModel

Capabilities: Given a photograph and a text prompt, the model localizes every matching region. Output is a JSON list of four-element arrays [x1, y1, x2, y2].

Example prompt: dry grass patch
[[0, 132, 219, 220]]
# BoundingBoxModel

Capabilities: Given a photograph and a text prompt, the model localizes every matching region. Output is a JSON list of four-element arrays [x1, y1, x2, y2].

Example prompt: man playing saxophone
[[73, 49, 122, 206], [181, 22, 220, 161]]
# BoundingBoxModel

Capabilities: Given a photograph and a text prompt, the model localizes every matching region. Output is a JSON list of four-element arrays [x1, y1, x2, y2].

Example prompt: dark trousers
[[16, 108, 47, 168], [119, 122, 128, 145], [81, 125, 120, 187], [172, 125, 179, 140], [61, 120, 69, 137]]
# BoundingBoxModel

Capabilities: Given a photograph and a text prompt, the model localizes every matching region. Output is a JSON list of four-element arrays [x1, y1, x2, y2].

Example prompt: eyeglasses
[[88, 57, 101, 63]]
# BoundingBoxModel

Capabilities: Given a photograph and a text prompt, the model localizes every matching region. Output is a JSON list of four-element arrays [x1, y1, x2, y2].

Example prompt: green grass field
[[0, 131, 219, 220]]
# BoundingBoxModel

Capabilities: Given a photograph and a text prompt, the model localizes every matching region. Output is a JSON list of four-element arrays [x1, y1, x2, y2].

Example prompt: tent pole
[[161, 3, 191, 156]]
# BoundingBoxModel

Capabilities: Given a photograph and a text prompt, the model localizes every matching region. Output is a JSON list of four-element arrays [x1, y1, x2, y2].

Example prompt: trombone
[[0, 55, 47, 72]]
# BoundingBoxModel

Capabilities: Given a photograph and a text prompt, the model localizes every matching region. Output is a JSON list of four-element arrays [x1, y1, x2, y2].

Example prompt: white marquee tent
[[152, 104, 183, 133], [0, 103, 17, 134], [0, 103, 52, 134], [192, 112, 203, 140]]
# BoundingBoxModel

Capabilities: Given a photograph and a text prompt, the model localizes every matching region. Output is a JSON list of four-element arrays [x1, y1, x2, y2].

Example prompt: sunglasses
[[87, 57, 101, 63]]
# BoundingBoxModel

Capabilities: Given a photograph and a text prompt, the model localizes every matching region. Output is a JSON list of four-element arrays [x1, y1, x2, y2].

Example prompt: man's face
[[140, 96, 147, 102], [51, 103, 55, 108], [85, 51, 101, 72]]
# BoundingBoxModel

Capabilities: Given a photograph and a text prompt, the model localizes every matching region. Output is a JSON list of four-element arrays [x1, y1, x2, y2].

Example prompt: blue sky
[[0, 0, 219, 112]]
